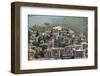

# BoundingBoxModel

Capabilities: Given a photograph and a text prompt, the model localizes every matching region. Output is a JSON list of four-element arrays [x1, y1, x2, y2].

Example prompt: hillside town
[[28, 25, 88, 60]]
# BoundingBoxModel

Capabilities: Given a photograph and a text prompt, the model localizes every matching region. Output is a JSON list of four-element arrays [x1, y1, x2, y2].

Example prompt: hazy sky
[[28, 15, 88, 35], [28, 15, 63, 27], [28, 15, 87, 27]]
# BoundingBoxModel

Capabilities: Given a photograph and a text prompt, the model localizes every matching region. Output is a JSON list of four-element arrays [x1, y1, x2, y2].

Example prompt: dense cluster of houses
[[28, 26, 88, 60]]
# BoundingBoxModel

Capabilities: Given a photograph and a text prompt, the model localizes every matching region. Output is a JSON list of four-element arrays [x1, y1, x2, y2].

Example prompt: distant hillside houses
[[28, 26, 88, 60]]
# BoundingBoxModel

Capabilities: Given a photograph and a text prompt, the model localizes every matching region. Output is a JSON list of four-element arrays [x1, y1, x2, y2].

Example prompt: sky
[[28, 15, 87, 27], [28, 15, 88, 34]]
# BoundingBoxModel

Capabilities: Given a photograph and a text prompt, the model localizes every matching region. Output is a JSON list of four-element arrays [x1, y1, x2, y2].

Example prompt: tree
[[44, 22, 50, 26], [35, 30, 39, 37], [32, 41, 39, 47], [38, 50, 45, 57], [28, 30, 31, 39]]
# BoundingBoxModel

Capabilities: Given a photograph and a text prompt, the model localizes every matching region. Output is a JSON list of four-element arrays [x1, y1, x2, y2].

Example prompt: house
[[53, 26, 62, 30]]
